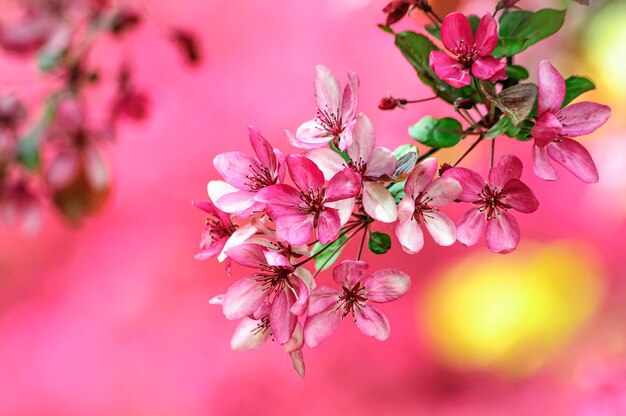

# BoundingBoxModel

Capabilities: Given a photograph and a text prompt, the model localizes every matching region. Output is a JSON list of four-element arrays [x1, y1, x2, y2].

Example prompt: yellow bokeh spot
[[422, 242, 603, 378]]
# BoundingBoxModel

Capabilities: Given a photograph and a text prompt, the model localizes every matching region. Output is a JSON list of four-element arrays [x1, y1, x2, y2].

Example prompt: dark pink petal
[[332, 260, 369, 287], [474, 14, 499, 56], [290, 121, 331, 149], [347, 113, 375, 164], [290, 280, 309, 316], [315, 65, 342, 113], [532, 144, 559, 181], [214, 190, 256, 214], [501, 179, 539, 213], [532, 112, 563, 148], [537, 60, 565, 115], [219, 224, 258, 262], [430, 51, 472, 88], [354, 305, 391, 341], [192, 199, 229, 225], [558, 102, 611, 137], [365, 147, 396, 178], [286, 155, 325, 192], [303, 305, 341, 348], [317, 208, 342, 244], [224, 243, 267, 268], [308, 286, 340, 316], [325, 168, 361, 202], [256, 184, 302, 217], [456, 208, 487, 247], [264, 251, 294, 270], [248, 126, 276, 173], [442, 167, 485, 202], [471, 56, 507, 81], [546, 138, 599, 183], [230, 318, 270, 351], [195, 236, 227, 260], [363, 182, 397, 223], [337, 123, 356, 151], [363, 269, 411, 303], [396, 195, 415, 223], [326, 197, 356, 225], [424, 211, 457, 246], [306, 148, 345, 180], [213, 151, 256, 190], [441, 12, 473, 52], [395, 218, 424, 254], [270, 289, 298, 344], [486, 212, 520, 254], [489, 154, 523, 189], [46, 151, 80, 188], [341, 71, 360, 122], [424, 177, 462, 206], [405, 158, 438, 198], [223, 276, 265, 320], [275, 214, 314, 245]]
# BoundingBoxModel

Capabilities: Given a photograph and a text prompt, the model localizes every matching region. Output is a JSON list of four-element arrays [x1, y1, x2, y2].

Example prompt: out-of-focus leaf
[[493, 9, 566, 57], [563, 76, 595, 107], [486, 116, 521, 138], [506, 65, 529, 81]]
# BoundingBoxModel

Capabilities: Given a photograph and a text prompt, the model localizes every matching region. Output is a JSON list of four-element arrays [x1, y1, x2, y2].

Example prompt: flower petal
[[230, 318, 270, 352], [325, 168, 361, 202], [486, 212, 520, 254], [537, 60, 565, 115], [363, 269, 411, 303], [223, 276, 265, 320], [397, 195, 415, 223], [442, 167, 485, 202], [218, 223, 258, 262], [362, 182, 398, 223], [290, 279, 310, 317], [395, 218, 424, 254], [341, 71, 360, 122], [270, 289, 298, 344], [224, 243, 267, 268], [558, 102, 611, 137], [332, 260, 369, 287], [354, 305, 390, 341], [347, 113, 375, 164], [286, 155, 325, 192], [424, 211, 457, 246], [405, 157, 438, 198], [315, 65, 342, 113], [213, 151, 256, 190], [303, 306, 341, 348], [471, 56, 507, 82], [214, 190, 256, 214], [306, 147, 345, 180], [275, 214, 314, 245], [430, 50, 471, 88], [325, 197, 355, 225], [290, 121, 330, 149], [290, 350, 305, 379], [248, 126, 276, 173], [456, 208, 487, 247], [474, 14, 499, 56], [424, 177, 462, 206], [546, 137, 599, 183], [532, 144, 559, 181], [255, 184, 302, 217], [532, 112, 562, 147], [366, 146, 396, 179], [308, 286, 340, 316], [441, 12, 473, 53], [317, 208, 342, 244], [501, 179, 539, 213], [489, 154, 523, 189]]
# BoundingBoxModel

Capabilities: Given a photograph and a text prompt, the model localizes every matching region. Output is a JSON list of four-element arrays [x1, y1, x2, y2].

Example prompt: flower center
[[451, 40, 479, 68], [337, 281, 368, 318], [245, 161, 276, 192], [255, 266, 295, 301], [316, 105, 344, 138], [204, 215, 233, 243], [412, 191, 438, 224], [299, 187, 327, 227], [473, 185, 511, 220], [347, 157, 367, 176]]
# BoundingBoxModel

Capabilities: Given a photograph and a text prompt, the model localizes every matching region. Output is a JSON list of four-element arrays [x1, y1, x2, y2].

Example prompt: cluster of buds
[[0, 0, 200, 231], [197, 2, 610, 377]]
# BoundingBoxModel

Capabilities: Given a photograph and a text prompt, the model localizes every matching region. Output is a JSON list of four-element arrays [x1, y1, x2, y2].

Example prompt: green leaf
[[388, 180, 406, 204], [312, 232, 347, 271], [563, 76, 595, 107], [394, 144, 417, 158], [378, 24, 395, 34], [408, 116, 463, 148], [329, 140, 350, 163], [514, 120, 534, 141], [506, 65, 529, 81], [394, 31, 477, 104], [16, 96, 59, 170], [368, 231, 392, 255], [486, 116, 521, 138], [494, 9, 566, 57]]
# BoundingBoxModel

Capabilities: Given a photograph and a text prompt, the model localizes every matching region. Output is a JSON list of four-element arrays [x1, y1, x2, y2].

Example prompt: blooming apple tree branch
[[196, 0, 610, 378]]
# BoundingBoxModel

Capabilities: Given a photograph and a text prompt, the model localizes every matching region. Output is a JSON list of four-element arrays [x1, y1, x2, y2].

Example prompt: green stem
[[453, 134, 484, 167], [416, 147, 440, 163], [311, 225, 366, 278]]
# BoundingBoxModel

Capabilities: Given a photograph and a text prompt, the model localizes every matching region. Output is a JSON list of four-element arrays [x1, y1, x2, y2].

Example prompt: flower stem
[[490, 138, 496, 168], [416, 147, 440, 163], [356, 225, 369, 261], [453, 134, 484, 167], [311, 225, 366, 278]]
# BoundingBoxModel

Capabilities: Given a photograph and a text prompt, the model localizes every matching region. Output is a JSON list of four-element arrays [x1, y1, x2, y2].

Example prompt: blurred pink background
[[1, 0, 625, 414]]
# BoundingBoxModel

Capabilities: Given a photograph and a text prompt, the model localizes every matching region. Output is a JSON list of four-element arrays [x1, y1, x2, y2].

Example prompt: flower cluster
[[0, 0, 200, 231], [198, 1, 610, 377]]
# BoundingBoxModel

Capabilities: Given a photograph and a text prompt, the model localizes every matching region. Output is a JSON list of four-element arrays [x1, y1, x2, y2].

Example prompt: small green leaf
[[506, 65, 529, 81], [16, 135, 41, 170], [425, 24, 441, 40], [388, 180, 406, 204], [312, 232, 347, 271], [368, 231, 391, 255], [486, 116, 521, 138], [394, 144, 417, 159], [378, 24, 395, 34], [494, 9, 566, 57], [515, 120, 534, 141], [408, 116, 463, 148], [563, 76, 595, 107]]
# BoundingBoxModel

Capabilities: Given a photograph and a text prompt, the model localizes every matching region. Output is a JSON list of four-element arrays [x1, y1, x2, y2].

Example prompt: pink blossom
[[220, 243, 312, 345], [304, 260, 410, 347], [192, 199, 256, 262], [0, 178, 40, 234], [307, 114, 398, 222], [429, 13, 506, 88], [288, 65, 359, 150], [207, 126, 284, 215], [256, 155, 361, 245], [396, 158, 461, 254], [532, 60, 611, 183], [442, 155, 539, 254]]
